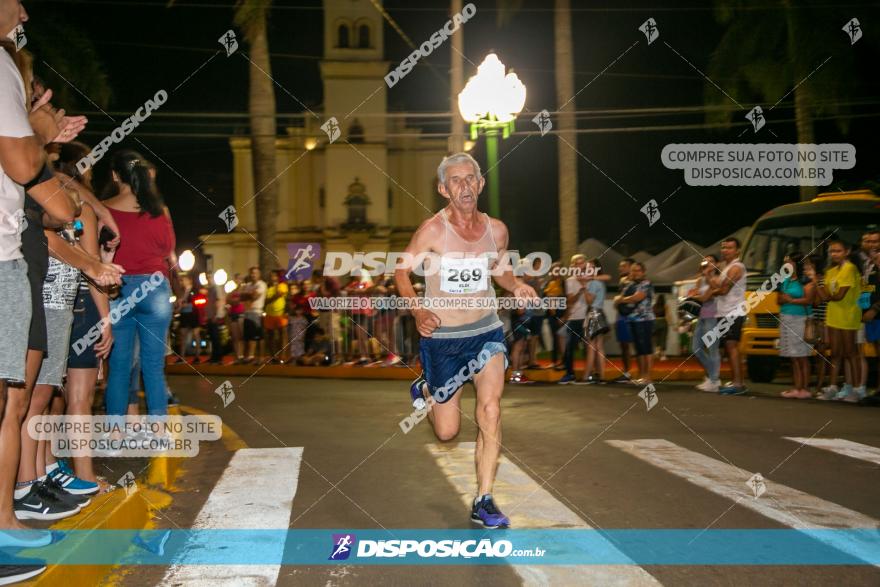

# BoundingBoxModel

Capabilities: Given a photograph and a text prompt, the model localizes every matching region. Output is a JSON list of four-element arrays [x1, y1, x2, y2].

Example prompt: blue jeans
[[106, 274, 172, 416], [692, 317, 720, 382]]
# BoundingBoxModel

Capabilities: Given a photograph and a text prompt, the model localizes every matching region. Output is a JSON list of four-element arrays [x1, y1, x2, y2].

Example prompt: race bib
[[440, 256, 489, 294]]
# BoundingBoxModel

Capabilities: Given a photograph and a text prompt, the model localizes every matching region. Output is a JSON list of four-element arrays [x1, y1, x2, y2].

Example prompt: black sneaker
[[167, 392, 181, 406], [0, 562, 46, 585], [41, 477, 91, 508], [14, 482, 80, 521]]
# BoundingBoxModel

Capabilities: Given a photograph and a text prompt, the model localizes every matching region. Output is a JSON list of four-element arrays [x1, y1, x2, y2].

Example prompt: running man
[[395, 152, 537, 529]]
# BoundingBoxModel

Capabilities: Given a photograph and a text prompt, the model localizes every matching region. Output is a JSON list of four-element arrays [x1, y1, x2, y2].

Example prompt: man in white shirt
[[711, 238, 747, 395], [0, 1, 80, 581], [558, 254, 588, 384], [242, 265, 267, 363]]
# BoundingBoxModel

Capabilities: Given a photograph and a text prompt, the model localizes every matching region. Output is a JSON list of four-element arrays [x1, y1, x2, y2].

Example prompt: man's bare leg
[[426, 388, 462, 442], [0, 350, 42, 529], [726, 340, 743, 387], [472, 353, 505, 496]]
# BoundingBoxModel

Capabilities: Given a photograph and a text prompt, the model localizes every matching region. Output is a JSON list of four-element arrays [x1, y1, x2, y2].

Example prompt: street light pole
[[458, 53, 526, 219], [484, 128, 500, 218]]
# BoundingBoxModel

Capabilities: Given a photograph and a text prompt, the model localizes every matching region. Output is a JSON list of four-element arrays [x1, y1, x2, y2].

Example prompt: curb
[[166, 362, 734, 383], [23, 405, 232, 587]]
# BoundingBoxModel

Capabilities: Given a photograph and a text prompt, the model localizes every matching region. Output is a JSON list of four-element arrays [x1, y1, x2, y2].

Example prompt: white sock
[[14, 481, 35, 500]]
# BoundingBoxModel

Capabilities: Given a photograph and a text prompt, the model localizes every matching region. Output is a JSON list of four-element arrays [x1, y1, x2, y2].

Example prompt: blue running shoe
[[718, 385, 747, 396], [48, 467, 99, 496], [557, 374, 576, 385], [409, 375, 428, 410], [471, 494, 510, 529]]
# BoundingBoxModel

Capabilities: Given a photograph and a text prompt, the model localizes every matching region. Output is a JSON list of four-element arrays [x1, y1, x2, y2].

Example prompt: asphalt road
[[126, 375, 880, 587]]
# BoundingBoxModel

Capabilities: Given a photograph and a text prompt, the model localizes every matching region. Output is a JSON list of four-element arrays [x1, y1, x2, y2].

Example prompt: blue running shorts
[[420, 314, 508, 404]]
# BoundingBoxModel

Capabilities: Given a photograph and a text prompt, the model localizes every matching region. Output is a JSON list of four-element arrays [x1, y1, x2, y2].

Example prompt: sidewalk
[[165, 356, 734, 383]]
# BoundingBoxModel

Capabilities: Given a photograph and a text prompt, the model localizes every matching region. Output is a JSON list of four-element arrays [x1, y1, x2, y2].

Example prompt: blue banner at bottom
[[3, 529, 879, 565]]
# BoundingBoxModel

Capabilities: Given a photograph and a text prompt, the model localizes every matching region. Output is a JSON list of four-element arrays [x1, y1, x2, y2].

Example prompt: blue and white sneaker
[[48, 462, 99, 496], [409, 375, 428, 410], [718, 384, 748, 396], [471, 494, 510, 529], [833, 384, 853, 401], [557, 374, 576, 385]]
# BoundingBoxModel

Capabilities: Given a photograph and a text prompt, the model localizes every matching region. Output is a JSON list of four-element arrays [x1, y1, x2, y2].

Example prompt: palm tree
[[554, 0, 578, 260], [168, 0, 279, 273], [234, 0, 279, 274], [707, 0, 858, 201], [25, 20, 112, 110], [497, 0, 579, 259]]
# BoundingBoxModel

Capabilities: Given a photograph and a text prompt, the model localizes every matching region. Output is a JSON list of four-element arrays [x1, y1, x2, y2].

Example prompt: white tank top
[[423, 210, 499, 327], [716, 258, 746, 316]]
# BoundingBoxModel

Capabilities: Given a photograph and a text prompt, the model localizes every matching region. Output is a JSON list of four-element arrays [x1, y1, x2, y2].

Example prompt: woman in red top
[[103, 150, 176, 418]]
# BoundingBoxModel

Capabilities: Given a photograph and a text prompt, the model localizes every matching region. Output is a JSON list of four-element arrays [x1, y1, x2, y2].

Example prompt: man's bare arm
[[712, 263, 743, 296], [0, 135, 44, 183], [490, 220, 537, 299], [490, 221, 516, 293], [394, 218, 441, 336]]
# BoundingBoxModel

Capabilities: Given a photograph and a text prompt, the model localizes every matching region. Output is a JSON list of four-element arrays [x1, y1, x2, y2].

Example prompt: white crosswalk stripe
[[783, 437, 880, 466], [607, 438, 880, 566], [161, 447, 303, 586], [428, 442, 662, 586]]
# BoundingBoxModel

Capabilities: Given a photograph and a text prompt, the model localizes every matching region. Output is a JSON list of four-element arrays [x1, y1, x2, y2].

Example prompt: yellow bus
[[740, 189, 879, 382]]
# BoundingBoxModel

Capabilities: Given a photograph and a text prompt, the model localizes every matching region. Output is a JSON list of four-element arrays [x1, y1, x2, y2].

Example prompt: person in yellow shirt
[[263, 270, 289, 364], [814, 240, 863, 401]]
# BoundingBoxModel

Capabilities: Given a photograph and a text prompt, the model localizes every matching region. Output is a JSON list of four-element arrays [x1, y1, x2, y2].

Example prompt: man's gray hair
[[437, 152, 481, 184]]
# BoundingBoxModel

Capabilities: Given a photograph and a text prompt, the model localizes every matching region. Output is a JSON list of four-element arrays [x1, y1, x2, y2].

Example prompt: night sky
[[28, 0, 880, 259]]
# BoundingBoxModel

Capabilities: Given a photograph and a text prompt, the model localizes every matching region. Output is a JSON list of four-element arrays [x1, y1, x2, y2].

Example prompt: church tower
[[320, 0, 391, 249], [205, 0, 447, 272]]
